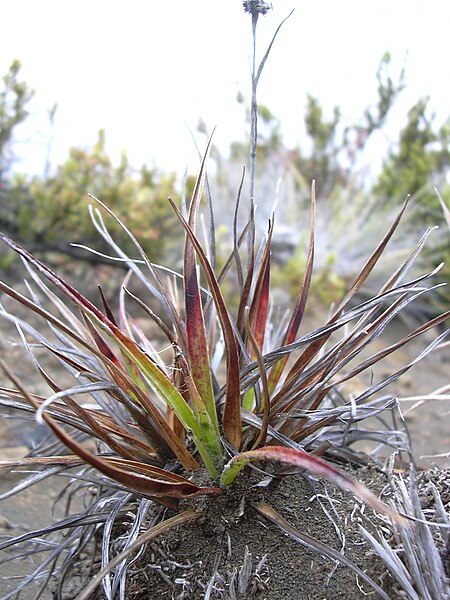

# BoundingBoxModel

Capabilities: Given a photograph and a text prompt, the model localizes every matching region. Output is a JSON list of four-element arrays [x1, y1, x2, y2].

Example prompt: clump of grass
[[0, 4, 448, 599], [360, 462, 450, 599], [0, 144, 448, 598]]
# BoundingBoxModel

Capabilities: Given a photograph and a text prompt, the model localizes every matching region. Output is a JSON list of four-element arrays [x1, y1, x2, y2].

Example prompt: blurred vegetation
[[0, 62, 190, 270], [229, 52, 408, 194], [216, 53, 449, 310], [0, 57, 448, 311], [375, 97, 450, 212], [0, 60, 34, 180], [11, 131, 183, 263]]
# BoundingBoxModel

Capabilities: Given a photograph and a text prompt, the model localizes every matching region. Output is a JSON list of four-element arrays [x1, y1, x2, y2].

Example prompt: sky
[[2, 0, 449, 179]]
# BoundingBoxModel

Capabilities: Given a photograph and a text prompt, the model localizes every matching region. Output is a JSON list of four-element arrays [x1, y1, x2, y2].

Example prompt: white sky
[[2, 0, 449, 178]]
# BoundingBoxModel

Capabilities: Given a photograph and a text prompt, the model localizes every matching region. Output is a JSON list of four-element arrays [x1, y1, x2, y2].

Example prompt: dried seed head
[[243, 1, 272, 17]]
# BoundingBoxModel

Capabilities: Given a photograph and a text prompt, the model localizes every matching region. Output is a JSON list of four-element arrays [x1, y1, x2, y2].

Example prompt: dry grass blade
[[292, 325, 449, 443], [3, 285, 198, 467], [401, 383, 450, 415], [334, 196, 410, 314], [329, 308, 450, 389], [272, 275, 445, 420], [1, 526, 86, 600], [272, 292, 419, 430], [232, 165, 246, 290], [254, 501, 390, 600], [87, 195, 187, 349], [0, 455, 84, 469], [285, 306, 450, 441], [1, 383, 155, 458], [0, 359, 220, 500], [0, 278, 88, 347], [0, 255, 205, 471], [0, 510, 128, 552], [272, 196, 410, 405], [0, 232, 120, 328], [74, 508, 203, 600], [225, 281, 438, 410], [0, 465, 66, 501], [435, 187, 450, 230], [29, 366, 141, 461], [360, 465, 450, 599]]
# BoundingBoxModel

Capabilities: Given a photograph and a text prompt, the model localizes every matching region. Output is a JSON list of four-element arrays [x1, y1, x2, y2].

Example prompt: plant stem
[[249, 12, 258, 201], [248, 8, 295, 201]]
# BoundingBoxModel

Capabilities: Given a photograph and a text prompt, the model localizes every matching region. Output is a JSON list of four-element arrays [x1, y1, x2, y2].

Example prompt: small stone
[[0, 446, 28, 461], [0, 514, 15, 529]]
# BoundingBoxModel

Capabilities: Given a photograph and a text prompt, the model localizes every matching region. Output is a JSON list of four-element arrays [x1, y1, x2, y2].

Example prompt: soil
[[0, 473, 68, 600], [1, 462, 448, 600], [125, 465, 450, 600], [126, 466, 395, 600], [0, 270, 449, 598]]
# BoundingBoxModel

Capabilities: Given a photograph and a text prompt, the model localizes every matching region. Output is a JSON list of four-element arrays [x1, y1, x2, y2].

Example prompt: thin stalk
[[249, 10, 258, 200], [247, 7, 294, 199]]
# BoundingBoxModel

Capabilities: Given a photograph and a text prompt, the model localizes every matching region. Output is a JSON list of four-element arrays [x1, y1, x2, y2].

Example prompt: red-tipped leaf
[[0, 359, 221, 500], [169, 199, 242, 449], [221, 445, 406, 523], [268, 181, 315, 394], [183, 136, 219, 435]]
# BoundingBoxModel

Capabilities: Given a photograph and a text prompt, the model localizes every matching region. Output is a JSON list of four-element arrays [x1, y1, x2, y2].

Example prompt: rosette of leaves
[[0, 142, 448, 599]]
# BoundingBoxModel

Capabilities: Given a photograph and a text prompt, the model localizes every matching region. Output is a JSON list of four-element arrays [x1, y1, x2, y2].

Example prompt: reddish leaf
[[268, 181, 315, 394], [248, 218, 273, 353], [169, 199, 242, 449], [0, 236, 202, 469], [271, 196, 409, 410], [2, 380, 156, 458], [183, 137, 220, 435], [244, 308, 270, 449], [236, 201, 256, 343], [0, 359, 221, 500], [221, 446, 406, 523], [98, 285, 117, 326], [32, 363, 140, 461]]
